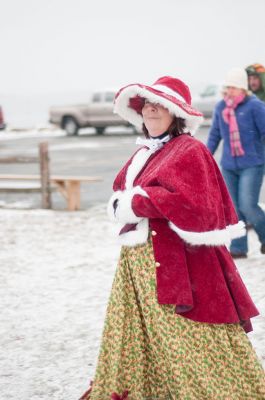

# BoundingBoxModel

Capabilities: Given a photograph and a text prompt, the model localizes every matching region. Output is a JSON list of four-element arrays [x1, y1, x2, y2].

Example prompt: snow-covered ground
[[0, 126, 65, 141], [0, 205, 264, 400], [0, 125, 137, 142]]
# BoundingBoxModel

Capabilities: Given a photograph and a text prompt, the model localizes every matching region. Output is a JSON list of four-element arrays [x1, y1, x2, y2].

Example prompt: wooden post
[[39, 142, 52, 209]]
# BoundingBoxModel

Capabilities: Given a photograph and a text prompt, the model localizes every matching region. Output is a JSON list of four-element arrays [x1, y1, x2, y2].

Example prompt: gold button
[[155, 261, 160, 267], [151, 230, 157, 236]]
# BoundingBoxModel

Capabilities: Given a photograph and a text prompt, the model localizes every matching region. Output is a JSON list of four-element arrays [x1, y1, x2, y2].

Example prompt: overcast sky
[[1, 0, 265, 96]]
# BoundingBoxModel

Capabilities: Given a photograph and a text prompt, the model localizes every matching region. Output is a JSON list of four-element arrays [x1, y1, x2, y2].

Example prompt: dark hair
[[142, 116, 189, 139]]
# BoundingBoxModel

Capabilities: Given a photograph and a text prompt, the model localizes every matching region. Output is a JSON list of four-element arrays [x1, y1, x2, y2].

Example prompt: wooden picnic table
[[0, 174, 103, 211]]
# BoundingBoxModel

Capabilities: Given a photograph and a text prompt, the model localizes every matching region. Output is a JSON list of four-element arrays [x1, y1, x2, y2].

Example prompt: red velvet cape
[[112, 135, 258, 332]]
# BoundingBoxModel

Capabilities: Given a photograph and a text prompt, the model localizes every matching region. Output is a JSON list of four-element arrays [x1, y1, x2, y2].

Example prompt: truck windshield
[[92, 93, 101, 102], [105, 92, 115, 102]]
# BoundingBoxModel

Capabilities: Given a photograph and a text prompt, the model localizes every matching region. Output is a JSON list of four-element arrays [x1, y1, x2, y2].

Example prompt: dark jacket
[[207, 95, 265, 169], [246, 63, 265, 102]]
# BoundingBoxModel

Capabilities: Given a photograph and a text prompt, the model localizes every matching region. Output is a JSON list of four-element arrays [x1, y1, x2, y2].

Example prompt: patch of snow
[[0, 127, 134, 142], [0, 199, 36, 209], [0, 182, 41, 189], [0, 127, 65, 141], [49, 142, 117, 152]]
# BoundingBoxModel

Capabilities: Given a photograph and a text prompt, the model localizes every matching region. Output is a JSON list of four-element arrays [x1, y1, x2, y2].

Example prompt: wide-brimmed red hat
[[114, 76, 203, 133]]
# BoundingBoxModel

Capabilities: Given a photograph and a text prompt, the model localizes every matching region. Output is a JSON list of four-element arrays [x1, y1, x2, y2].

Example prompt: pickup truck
[[49, 90, 133, 135], [192, 84, 223, 118]]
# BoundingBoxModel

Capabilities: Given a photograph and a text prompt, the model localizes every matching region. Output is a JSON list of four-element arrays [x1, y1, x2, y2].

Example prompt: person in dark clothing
[[246, 63, 265, 102], [246, 63, 265, 176]]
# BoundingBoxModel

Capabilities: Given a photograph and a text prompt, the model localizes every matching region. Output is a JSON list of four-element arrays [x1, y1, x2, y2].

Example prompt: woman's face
[[226, 86, 245, 98], [142, 101, 174, 137]]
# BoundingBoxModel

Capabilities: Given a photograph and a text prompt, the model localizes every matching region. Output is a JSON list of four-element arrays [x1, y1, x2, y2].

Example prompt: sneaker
[[261, 243, 265, 254], [230, 252, 247, 259]]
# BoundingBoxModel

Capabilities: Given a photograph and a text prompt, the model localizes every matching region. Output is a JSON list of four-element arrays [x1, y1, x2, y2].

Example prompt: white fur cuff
[[169, 220, 246, 247]]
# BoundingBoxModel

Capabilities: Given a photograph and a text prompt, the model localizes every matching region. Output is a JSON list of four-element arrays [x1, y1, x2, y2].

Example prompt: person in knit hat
[[246, 63, 265, 176], [246, 63, 265, 102], [80, 76, 265, 400], [207, 67, 265, 258]]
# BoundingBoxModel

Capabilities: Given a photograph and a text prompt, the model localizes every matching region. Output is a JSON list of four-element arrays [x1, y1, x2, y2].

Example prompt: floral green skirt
[[85, 238, 265, 400]]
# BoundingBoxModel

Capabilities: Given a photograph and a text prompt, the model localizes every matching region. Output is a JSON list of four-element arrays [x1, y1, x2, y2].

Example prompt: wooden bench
[[0, 174, 103, 211]]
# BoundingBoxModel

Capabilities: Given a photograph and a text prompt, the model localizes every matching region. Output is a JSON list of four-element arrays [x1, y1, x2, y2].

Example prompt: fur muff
[[111, 186, 148, 224]]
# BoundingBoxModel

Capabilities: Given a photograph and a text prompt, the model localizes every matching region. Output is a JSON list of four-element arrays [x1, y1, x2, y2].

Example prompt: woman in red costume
[[80, 76, 265, 400]]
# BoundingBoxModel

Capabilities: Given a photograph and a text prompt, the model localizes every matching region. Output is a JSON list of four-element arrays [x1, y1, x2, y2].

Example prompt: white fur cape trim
[[116, 219, 245, 247], [125, 147, 153, 189], [169, 220, 246, 246], [114, 85, 204, 134]]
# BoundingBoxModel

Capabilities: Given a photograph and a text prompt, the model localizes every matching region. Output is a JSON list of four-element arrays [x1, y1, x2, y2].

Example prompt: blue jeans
[[222, 165, 265, 254]]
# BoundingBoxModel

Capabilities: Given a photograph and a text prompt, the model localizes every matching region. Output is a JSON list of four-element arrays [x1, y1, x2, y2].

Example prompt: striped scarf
[[222, 94, 245, 157]]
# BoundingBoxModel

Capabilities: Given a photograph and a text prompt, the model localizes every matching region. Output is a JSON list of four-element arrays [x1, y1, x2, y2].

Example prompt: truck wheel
[[63, 117, 79, 136], [96, 127, 105, 135]]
